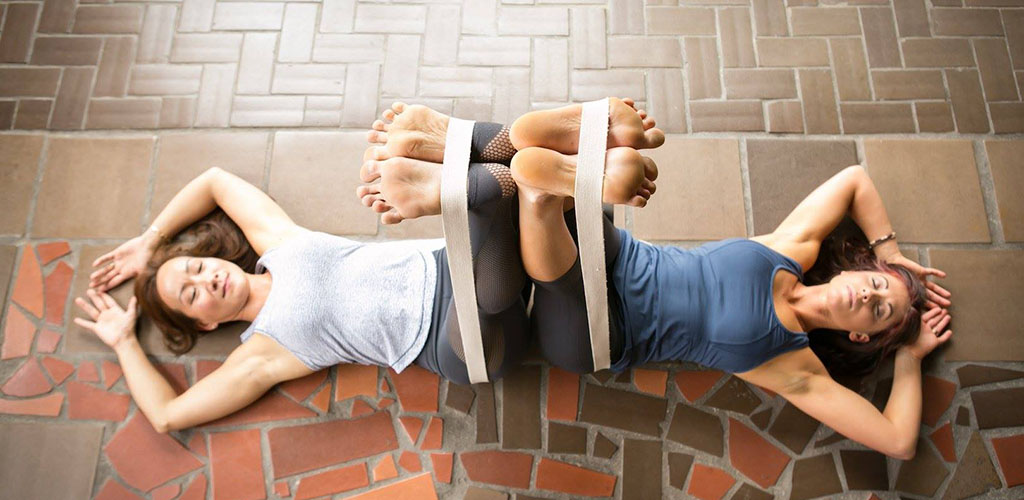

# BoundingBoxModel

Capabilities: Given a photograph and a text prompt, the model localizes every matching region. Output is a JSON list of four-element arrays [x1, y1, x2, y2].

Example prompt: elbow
[[891, 445, 915, 461], [150, 416, 172, 434]]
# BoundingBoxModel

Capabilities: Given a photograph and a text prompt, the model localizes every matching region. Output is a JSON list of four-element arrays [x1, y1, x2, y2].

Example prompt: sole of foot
[[355, 156, 442, 225], [510, 147, 656, 208], [508, 97, 666, 154], [364, 102, 450, 163]]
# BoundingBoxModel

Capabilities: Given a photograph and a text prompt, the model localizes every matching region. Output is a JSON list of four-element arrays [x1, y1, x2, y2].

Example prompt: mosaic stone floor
[[2, 0, 1024, 499]]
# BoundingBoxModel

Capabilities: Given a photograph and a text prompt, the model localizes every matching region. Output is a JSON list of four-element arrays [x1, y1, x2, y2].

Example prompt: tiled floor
[[1, 1, 1024, 500]]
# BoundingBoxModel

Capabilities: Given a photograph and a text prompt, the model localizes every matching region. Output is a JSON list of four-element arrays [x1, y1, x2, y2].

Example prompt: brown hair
[[804, 217, 928, 376], [134, 209, 259, 354]]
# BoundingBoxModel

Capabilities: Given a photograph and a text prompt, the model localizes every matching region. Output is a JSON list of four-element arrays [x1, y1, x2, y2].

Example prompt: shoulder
[[735, 347, 828, 394], [749, 234, 817, 272]]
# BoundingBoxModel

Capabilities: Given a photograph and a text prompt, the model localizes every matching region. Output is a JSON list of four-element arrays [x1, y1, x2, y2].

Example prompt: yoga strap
[[575, 98, 612, 371], [440, 117, 489, 384]]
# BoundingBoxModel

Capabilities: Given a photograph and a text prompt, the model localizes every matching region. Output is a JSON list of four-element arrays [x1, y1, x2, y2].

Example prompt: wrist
[[141, 225, 164, 249], [112, 334, 139, 354], [873, 240, 900, 262], [896, 346, 923, 363]]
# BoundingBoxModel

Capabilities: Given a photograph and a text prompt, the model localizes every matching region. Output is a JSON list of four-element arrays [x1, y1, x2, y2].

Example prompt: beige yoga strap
[[575, 98, 612, 371], [440, 117, 489, 384]]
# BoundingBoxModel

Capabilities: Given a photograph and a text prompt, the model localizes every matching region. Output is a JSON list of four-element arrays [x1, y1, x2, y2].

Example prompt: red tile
[[68, 380, 129, 421], [78, 361, 99, 382], [200, 390, 316, 428], [675, 369, 723, 402], [94, 479, 143, 500], [279, 369, 326, 401], [210, 429, 265, 500], [381, 378, 391, 393], [930, 423, 956, 462], [187, 433, 207, 457], [179, 474, 207, 500], [633, 368, 668, 397], [12, 245, 44, 318], [43, 261, 73, 325], [399, 450, 422, 472], [430, 452, 453, 484], [400, 416, 424, 444], [460, 450, 533, 489], [105, 413, 204, 491], [151, 483, 179, 500], [274, 481, 290, 497], [921, 376, 957, 426], [294, 463, 368, 500], [37, 241, 70, 265], [373, 454, 398, 482], [536, 458, 616, 497], [336, 364, 378, 401], [389, 365, 439, 413], [102, 360, 123, 389], [992, 434, 1024, 487], [422, 416, 443, 450], [729, 418, 790, 488], [35, 327, 61, 353], [268, 411, 398, 478], [352, 399, 375, 418], [2, 358, 53, 397], [157, 362, 188, 394], [41, 356, 74, 384], [0, 392, 63, 416], [194, 359, 221, 380], [345, 472, 437, 500], [547, 366, 580, 421], [1, 305, 35, 359], [688, 464, 735, 500], [377, 397, 394, 409], [310, 384, 331, 413]]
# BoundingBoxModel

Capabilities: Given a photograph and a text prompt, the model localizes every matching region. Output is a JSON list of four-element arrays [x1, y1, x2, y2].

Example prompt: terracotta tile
[[0, 3, 39, 63], [790, 454, 842, 500], [686, 38, 722, 99], [445, 381, 475, 414], [841, 103, 915, 134], [731, 483, 773, 500], [101, 360, 122, 389], [690, 101, 764, 132], [94, 480, 143, 500], [536, 458, 616, 497], [871, 70, 945, 100], [105, 413, 203, 490], [74, 5, 143, 34], [764, 100, 803, 133], [269, 132, 378, 235], [666, 452, 693, 490], [957, 406, 971, 426], [31, 36, 103, 66], [547, 422, 587, 454], [958, 364, 1024, 388], [580, 383, 668, 436], [667, 403, 724, 456], [799, 69, 840, 133], [37, 242, 70, 265], [2, 358, 52, 397], [461, 450, 533, 488], [268, 411, 397, 478], [766, 402, 819, 454], [792, 7, 860, 35], [68, 380, 129, 420], [279, 370, 326, 403], [621, 439, 661, 500], [931, 250, 1024, 360], [179, 474, 207, 500], [151, 483, 179, 500], [975, 38, 1019, 101], [430, 452, 453, 483], [77, 361, 99, 382], [542, 367, 578, 422], [373, 454, 398, 482], [902, 39, 975, 69], [381, 379, 391, 393], [729, 418, 789, 488], [991, 102, 1024, 133], [750, 408, 772, 430], [398, 450, 422, 472], [0, 135, 41, 234], [973, 387, 1024, 429], [758, 38, 829, 67], [675, 369, 723, 402], [719, 8, 756, 68], [632, 368, 668, 397], [13, 99, 52, 130], [946, 69, 990, 133], [860, 7, 900, 67], [920, 376, 957, 426], [571, 69, 645, 103], [915, 102, 955, 132], [273, 481, 289, 497], [41, 356, 73, 384], [476, 383, 498, 443], [831, 38, 871, 101], [209, 429, 265, 500], [43, 261, 72, 326], [399, 416, 424, 445], [705, 377, 761, 415], [349, 396, 372, 414], [346, 472, 438, 500], [891, 0, 929, 37], [1008, 10, 1024, 69], [688, 464, 735, 500], [0, 392, 63, 416], [752, 0, 787, 36], [992, 434, 1024, 487], [294, 463, 367, 500], [0, 421, 103, 500], [724, 69, 796, 99], [840, 449, 888, 490], [895, 439, 949, 496], [12, 245, 44, 318], [930, 422, 956, 462], [864, 140, 988, 243], [502, 365, 541, 449], [39, 0, 76, 33], [645, 6, 715, 34], [422, 416, 443, 450], [187, 433, 207, 457], [944, 432, 1001, 498], [335, 364, 378, 401], [202, 388, 316, 428], [933, 7, 1003, 35], [0, 68, 61, 97], [94, 37, 135, 97], [130, 64, 202, 95], [35, 328, 61, 353]]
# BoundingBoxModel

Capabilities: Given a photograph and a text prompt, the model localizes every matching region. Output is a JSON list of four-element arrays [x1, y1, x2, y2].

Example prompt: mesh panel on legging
[[471, 123, 517, 166], [531, 210, 625, 374]]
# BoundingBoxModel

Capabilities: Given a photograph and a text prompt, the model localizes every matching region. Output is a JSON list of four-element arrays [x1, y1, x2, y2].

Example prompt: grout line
[[971, 138, 1006, 246], [140, 134, 160, 232], [738, 137, 755, 237]]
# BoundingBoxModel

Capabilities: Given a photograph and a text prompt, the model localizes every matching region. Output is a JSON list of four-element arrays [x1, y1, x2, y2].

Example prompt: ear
[[197, 321, 219, 332], [848, 331, 870, 344]]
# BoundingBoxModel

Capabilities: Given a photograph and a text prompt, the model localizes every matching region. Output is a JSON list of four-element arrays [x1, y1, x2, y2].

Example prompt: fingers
[[931, 314, 952, 334], [86, 289, 108, 311], [98, 290, 119, 310], [92, 252, 115, 268], [926, 288, 952, 308], [924, 267, 947, 278], [936, 329, 953, 343], [73, 317, 97, 331], [927, 281, 952, 298], [89, 264, 117, 285], [921, 306, 942, 321], [75, 297, 100, 320]]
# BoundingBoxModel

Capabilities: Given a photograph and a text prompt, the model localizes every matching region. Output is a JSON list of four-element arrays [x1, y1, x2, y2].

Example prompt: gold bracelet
[[869, 231, 896, 248]]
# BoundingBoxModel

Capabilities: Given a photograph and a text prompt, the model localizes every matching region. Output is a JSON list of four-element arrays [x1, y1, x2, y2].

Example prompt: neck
[[234, 271, 272, 323], [787, 281, 839, 332]]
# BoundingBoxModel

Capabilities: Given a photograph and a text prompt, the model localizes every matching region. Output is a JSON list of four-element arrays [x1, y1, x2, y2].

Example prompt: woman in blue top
[[361, 99, 953, 460]]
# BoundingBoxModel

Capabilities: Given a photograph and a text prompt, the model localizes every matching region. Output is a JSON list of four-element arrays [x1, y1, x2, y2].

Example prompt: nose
[[189, 269, 222, 292], [859, 286, 885, 302]]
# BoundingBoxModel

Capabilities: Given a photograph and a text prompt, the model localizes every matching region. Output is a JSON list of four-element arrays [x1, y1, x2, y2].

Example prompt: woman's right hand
[[74, 289, 139, 350], [901, 306, 953, 361], [90, 233, 157, 291]]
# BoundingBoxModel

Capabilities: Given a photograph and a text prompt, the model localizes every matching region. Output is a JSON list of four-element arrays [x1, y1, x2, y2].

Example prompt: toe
[[383, 109, 396, 122], [642, 116, 657, 130], [621, 97, 636, 109], [638, 109, 648, 119], [642, 156, 659, 182], [629, 195, 648, 208], [641, 178, 657, 195], [643, 128, 666, 149], [366, 130, 388, 144], [372, 119, 386, 131], [360, 160, 383, 182], [381, 209, 405, 225], [372, 199, 392, 213], [391, 102, 406, 114]]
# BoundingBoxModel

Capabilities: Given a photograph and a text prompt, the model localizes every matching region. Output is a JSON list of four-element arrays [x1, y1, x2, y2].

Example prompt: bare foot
[[364, 102, 450, 163], [355, 156, 442, 225], [510, 147, 656, 208], [508, 97, 666, 154]]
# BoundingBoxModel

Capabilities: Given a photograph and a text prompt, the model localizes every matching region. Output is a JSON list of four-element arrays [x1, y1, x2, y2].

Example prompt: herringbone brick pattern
[[0, 0, 1022, 133]]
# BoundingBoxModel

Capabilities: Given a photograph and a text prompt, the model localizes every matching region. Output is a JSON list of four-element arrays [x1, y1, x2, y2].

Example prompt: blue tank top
[[611, 232, 810, 373]]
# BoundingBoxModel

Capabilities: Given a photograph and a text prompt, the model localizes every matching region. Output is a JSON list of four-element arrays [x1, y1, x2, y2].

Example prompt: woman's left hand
[[901, 306, 953, 361], [884, 253, 952, 308]]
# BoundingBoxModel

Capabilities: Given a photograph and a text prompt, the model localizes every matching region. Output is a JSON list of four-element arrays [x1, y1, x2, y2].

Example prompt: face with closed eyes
[[155, 256, 248, 330], [825, 270, 911, 341]]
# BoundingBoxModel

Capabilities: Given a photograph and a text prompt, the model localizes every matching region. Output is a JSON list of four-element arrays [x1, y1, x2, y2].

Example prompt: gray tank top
[[240, 229, 443, 372]]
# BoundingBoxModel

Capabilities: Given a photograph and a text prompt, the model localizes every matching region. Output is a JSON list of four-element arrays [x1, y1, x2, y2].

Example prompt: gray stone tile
[[572, 7, 607, 69], [0, 422, 104, 500], [137, 4, 176, 63], [498, 7, 568, 35], [231, 96, 305, 127], [532, 38, 568, 102], [986, 141, 1024, 241], [272, 64, 346, 95], [0, 135, 43, 236], [312, 34, 385, 63], [382, 35, 420, 97], [571, 69, 644, 102], [459, 37, 530, 66], [646, 7, 716, 35], [423, 5, 459, 65], [622, 439, 662, 500], [503, 366, 541, 450], [194, 63, 236, 127], [580, 384, 668, 437], [353, 5, 425, 33], [320, 0, 354, 33], [420, 67, 493, 98], [237, 33, 276, 95], [647, 69, 687, 133], [279, 3, 316, 63], [667, 403, 723, 456], [341, 63, 381, 127]]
